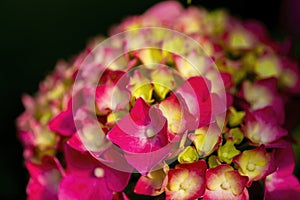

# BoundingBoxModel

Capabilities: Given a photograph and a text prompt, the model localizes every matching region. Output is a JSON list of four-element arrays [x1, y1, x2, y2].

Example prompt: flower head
[[17, 1, 300, 199]]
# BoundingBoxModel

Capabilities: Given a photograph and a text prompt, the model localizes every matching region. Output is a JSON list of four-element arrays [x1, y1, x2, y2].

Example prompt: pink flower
[[165, 160, 207, 200], [58, 144, 131, 200], [95, 70, 130, 115], [238, 78, 285, 124], [134, 166, 168, 196], [243, 107, 288, 147], [204, 164, 249, 200], [26, 156, 64, 200], [17, 1, 300, 199], [233, 146, 276, 185], [107, 97, 169, 153], [106, 97, 172, 175]]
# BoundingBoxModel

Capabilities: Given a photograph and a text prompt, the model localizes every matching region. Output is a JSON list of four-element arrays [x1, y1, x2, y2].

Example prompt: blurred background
[[1, 0, 299, 199]]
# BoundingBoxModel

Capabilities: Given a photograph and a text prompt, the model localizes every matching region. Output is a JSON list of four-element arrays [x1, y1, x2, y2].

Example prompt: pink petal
[[205, 165, 249, 200], [64, 144, 131, 192], [204, 187, 249, 200], [130, 97, 151, 126], [243, 107, 288, 147], [58, 175, 113, 200], [49, 108, 76, 137], [144, 1, 183, 25], [66, 134, 85, 152], [176, 76, 213, 128]]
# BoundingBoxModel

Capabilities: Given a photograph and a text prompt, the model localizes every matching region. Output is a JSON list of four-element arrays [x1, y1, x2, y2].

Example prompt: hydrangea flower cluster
[[17, 1, 300, 200]]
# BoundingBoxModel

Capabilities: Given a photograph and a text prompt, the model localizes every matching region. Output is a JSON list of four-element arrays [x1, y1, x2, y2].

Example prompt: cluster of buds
[[17, 1, 300, 200]]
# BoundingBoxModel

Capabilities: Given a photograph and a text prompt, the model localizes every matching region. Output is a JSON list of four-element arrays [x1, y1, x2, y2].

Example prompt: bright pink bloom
[[233, 146, 276, 185], [106, 97, 172, 175], [165, 160, 207, 200], [204, 164, 249, 200], [243, 107, 288, 147], [238, 78, 285, 124], [58, 144, 131, 200], [107, 97, 169, 153], [95, 70, 130, 115]]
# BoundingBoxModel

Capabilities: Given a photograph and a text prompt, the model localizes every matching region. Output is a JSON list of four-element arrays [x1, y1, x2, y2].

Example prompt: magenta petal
[[176, 76, 213, 128], [102, 156, 132, 191], [134, 176, 158, 196], [274, 144, 296, 174], [64, 144, 131, 192], [107, 125, 150, 152], [49, 108, 76, 136], [59, 175, 113, 200], [64, 144, 97, 177], [130, 97, 151, 126], [67, 134, 85, 152]]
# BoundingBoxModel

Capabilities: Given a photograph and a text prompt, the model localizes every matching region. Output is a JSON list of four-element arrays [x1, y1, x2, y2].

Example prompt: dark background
[[1, 0, 299, 199]]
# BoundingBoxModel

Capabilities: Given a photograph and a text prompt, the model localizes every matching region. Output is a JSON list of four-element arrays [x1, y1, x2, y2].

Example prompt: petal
[[49, 109, 75, 137], [176, 76, 212, 128], [64, 144, 131, 192], [130, 97, 151, 126], [204, 187, 249, 200], [159, 93, 195, 134], [190, 123, 222, 157], [58, 175, 112, 200], [144, 1, 183, 24], [225, 171, 248, 195]]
